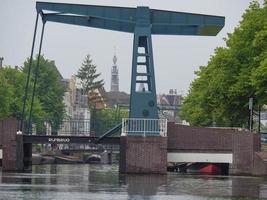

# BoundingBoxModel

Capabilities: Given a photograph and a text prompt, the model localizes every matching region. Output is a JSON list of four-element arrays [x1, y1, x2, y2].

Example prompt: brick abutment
[[0, 119, 265, 175]]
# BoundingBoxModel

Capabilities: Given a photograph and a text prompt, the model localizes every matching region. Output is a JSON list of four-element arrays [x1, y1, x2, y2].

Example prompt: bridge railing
[[58, 119, 91, 136], [121, 118, 167, 137], [24, 118, 122, 137], [25, 119, 91, 136]]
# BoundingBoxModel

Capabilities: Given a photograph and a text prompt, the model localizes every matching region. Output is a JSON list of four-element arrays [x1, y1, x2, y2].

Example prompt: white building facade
[[59, 76, 91, 136]]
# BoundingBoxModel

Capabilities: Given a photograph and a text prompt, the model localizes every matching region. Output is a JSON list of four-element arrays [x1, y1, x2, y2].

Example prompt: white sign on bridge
[[168, 152, 233, 163]]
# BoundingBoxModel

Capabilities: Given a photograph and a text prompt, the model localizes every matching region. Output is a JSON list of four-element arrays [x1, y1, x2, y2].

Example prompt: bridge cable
[[20, 13, 39, 132], [27, 20, 46, 134]]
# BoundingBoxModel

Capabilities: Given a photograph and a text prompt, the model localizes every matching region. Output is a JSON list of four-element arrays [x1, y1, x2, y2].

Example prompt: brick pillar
[[0, 119, 3, 166], [2, 118, 24, 171], [230, 132, 260, 175], [120, 136, 167, 174], [0, 119, 2, 147]]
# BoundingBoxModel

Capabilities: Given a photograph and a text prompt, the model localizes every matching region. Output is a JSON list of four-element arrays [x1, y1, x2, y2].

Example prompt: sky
[[0, 0, 259, 95]]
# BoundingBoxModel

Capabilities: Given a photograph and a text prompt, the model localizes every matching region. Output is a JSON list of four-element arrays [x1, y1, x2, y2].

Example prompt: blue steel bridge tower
[[21, 2, 224, 173]]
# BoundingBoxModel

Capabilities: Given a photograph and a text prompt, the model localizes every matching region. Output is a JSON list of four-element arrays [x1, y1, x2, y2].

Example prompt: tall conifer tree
[[76, 54, 104, 110]]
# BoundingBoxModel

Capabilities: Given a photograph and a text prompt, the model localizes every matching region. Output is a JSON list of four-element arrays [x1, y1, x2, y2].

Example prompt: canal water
[[1, 164, 267, 200]]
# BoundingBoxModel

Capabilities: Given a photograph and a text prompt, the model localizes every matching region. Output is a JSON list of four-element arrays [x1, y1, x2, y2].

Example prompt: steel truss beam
[[23, 2, 225, 136]]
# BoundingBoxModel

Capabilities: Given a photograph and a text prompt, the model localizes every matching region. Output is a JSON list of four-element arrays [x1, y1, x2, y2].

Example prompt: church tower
[[110, 53, 119, 92]]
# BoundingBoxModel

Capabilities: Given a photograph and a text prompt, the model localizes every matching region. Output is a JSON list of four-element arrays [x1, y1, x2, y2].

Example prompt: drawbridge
[[21, 2, 224, 137]]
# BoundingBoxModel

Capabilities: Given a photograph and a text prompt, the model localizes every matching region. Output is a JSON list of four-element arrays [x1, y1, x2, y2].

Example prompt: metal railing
[[24, 118, 122, 137], [25, 119, 91, 136], [121, 118, 167, 137], [58, 119, 91, 136]]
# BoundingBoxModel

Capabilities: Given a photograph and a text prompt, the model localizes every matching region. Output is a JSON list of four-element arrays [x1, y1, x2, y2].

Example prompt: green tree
[[23, 55, 66, 131], [180, 1, 267, 127], [0, 68, 12, 117], [92, 108, 128, 136], [0, 66, 44, 121], [0, 56, 65, 134], [76, 54, 104, 110]]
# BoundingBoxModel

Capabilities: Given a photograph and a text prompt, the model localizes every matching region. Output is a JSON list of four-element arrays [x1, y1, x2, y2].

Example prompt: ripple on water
[[1, 164, 267, 200]]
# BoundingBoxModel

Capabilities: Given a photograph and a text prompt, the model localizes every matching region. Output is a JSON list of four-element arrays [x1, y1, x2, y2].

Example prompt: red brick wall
[[0, 119, 3, 147], [167, 122, 261, 175], [253, 152, 267, 175], [231, 133, 253, 173], [1, 118, 23, 171], [167, 122, 234, 152], [231, 133, 260, 174], [119, 137, 127, 172], [2, 118, 17, 170], [120, 136, 167, 174]]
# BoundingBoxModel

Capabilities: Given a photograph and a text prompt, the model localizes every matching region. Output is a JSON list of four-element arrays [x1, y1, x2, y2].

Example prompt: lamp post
[[258, 105, 261, 134], [0, 57, 3, 68], [249, 97, 253, 132]]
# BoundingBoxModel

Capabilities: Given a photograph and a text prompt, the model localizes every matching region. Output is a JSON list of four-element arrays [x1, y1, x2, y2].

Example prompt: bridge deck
[[23, 135, 120, 144], [168, 152, 233, 163]]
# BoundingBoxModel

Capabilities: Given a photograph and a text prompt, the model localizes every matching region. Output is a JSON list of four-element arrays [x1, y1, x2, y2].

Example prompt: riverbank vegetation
[[180, 1, 267, 127], [0, 56, 65, 130]]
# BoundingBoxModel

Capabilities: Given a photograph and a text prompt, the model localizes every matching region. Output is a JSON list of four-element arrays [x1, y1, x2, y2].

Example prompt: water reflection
[[124, 174, 167, 198], [232, 176, 263, 198], [1, 165, 267, 199]]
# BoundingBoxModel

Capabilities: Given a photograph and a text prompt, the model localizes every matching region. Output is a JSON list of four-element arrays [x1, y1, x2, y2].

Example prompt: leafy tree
[[92, 108, 128, 136], [23, 55, 66, 131], [180, 1, 267, 128], [0, 66, 44, 122], [0, 68, 12, 117], [0, 56, 65, 134], [76, 54, 104, 110]]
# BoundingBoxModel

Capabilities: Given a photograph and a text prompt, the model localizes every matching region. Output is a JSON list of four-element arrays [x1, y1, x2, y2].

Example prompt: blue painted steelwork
[[21, 13, 39, 132], [28, 22, 46, 134], [35, 2, 224, 134], [35, 2, 224, 35]]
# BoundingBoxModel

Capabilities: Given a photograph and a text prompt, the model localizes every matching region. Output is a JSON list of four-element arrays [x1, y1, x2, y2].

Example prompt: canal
[[0, 164, 267, 199]]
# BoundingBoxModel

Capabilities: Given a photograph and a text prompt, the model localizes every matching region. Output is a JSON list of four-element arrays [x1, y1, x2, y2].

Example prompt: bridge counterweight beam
[[21, 13, 39, 132], [28, 21, 46, 134], [31, 2, 226, 174]]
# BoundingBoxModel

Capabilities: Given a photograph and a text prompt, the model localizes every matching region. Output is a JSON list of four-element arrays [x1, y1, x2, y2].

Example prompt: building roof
[[103, 91, 130, 108]]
